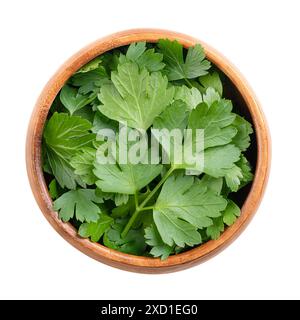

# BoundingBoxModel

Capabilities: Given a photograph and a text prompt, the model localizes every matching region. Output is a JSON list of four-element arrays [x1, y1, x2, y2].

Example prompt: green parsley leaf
[[153, 174, 227, 247], [114, 193, 129, 206], [76, 57, 102, 73], [206, 200, 240, 239], [120, 42, 165, 72], [91, 111, 119, 134], [98, 62, 174, 129], [174, 85, 203, 110], [104, 219, 146, 255], [238, 155, 254, 186], [145, 225, 173, 260], [60, 85, 96, 114], [153, 100, 188, 132], [158, 39, 210, 80], [94, 142, 163, 194], [46, 149, 86, 190], [152, 100, 188, 165], [111, 196, 135, 218], [72, 106, 95, 123], [71, 67, 109, 95], [78, 213, 113, 242], [203, 144, 241, 178], [203, 87, 221, 107], [70, 147, 97, 185], [126, 42, 146, 60], [232, 115, 253, 151], [43, 112, 95, 189], [223, 200, 240, 226], [94, 160, 163, 194], [53, 188, 103, 222], [224, 155, 253, 192], [224, 165, 243, 192], [48, 179, 59, 199], [206, 216, 224, 240], [198, 175, 223, 195], [188, 100, 237, 149], [199, 71, 223, 96]]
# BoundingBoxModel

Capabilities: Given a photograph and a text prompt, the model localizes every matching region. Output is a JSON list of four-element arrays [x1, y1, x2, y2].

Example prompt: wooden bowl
[[26, 29, 270, 273]]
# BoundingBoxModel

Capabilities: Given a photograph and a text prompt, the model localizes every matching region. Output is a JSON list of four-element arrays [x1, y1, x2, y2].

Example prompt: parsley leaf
[[152, 100, 188, 165], [203, 87, 221, 107], [43, 112, 95, 189], [48, 179, 59, 199], [76, 57, 102, 73], [119, 42, 165, 72], [198, 175, 223, 195], [153, 174, 227, 247], [206, 216, 224, 240], [203, 144, 241, 178], [98, 62, 174, 129], [199, 71, 223, 96], [104, 219, 146, 255], [145, 225, 173, 260], [232, 115, 253, 151], [92, 111, 119, 134], [174, 85, 203, 110], [53, 188, 103, 222], [153, 100, 188, 132], [71, 67, 109, 95], [224, 165, 243, 192], [93, 142, 163, 194], [70, 147, 97, 185], [223, 200, 240, 225], [78, 213, 113, 242], [114, 193, 129, 206], [126, 42, 146, 60], [60, 84, 96, 114], [206, 200, 240, 239], [238, 155, 254, 186], [224, 155, 253, 192], [158, 39, 210, 80], [188, 100, 237, 149]]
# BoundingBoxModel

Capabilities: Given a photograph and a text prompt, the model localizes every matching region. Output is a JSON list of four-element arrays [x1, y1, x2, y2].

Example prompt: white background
[[0, 0, 299, 300]]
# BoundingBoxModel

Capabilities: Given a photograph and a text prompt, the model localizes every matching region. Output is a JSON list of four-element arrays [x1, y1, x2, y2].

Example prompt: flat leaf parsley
[[42, 39, 254, 259]]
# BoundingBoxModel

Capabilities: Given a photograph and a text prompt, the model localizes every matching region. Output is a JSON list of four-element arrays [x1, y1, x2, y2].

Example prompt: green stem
[[184, 78, 193, 88], [121, 167, 174, 238], [139, 206, 155, 212], [134, 192, 139, 208], [84, 92, 97, 105]]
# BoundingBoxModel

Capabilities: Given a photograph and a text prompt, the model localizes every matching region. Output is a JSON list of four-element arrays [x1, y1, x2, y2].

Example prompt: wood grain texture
[[26, 29, 271, 273]]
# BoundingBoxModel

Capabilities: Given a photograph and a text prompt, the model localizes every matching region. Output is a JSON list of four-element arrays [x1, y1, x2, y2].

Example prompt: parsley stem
[[84, 92, 97, 105], [184, 78, 193, 88], [121, 167, 174, 238], [139, 206, 154, 212], [134, 192, 139, 208]]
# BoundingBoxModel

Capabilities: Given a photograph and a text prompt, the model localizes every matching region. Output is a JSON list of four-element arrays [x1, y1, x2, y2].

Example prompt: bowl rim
[[26, 28, 271, 273]]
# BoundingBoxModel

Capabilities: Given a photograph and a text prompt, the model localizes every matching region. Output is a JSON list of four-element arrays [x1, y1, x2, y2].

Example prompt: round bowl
[[26, 29, 271, 273]]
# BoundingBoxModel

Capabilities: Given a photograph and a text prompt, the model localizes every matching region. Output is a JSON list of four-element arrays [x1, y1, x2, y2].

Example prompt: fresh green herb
[[53, 188, 103, 222], [42, 39, 254, 260], [98, 62, 174, 129], [158, 39, 211, 82], [79, 213, 113, 242]]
